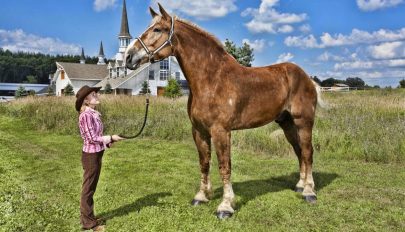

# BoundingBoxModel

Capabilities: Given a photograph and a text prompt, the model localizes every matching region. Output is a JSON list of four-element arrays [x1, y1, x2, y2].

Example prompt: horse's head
[[125, 4, 174, 70]]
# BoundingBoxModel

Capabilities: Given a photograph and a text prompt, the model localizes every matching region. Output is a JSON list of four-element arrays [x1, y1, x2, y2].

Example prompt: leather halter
[[137, 16, 175, 63]]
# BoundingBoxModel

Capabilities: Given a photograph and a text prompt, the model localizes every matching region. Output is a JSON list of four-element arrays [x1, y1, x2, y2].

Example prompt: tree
[[224, 39, 237, 59], [345, 77, 365, 88], [104, 82, 113, 94], [311, 76, 321, 84], [15, 85, 26, 98], [64, 83, 74, 96], [224, 39, 254, 67], [164, 79, 182, 98], [320, 78, 344, 87], [237, 42, 254, 67], [139, 81, 151, 95], [24, 75, 38, 84], [399, 79, 405, 88], [47, 85, 55, 96]]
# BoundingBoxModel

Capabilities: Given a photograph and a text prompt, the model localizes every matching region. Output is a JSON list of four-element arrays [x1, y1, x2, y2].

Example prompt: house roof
[[96, 63, 150, 89], [56, 62, 108, 80]]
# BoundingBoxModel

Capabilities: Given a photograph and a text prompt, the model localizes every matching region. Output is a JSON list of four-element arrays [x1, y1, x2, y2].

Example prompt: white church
[[52, 0, 187, 96]]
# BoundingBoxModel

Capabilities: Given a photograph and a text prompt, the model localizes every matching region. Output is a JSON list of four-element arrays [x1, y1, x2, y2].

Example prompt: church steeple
[[97, 41, 106, 65], [117, 0, 132, 58], [119, 0, 131, 38], [80, 48, 85, 64]]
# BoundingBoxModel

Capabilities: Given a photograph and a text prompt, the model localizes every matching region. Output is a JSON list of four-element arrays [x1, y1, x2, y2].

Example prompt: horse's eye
[[153, 28, 161, 33]]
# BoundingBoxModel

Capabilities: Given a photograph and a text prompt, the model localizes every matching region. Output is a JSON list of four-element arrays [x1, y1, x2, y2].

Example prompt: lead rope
[[118, 63, 151, 139]]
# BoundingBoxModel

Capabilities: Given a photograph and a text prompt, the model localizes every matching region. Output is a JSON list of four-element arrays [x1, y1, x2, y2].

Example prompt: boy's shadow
[[99, 192, 172, 220], [212, 172, 338, 210]]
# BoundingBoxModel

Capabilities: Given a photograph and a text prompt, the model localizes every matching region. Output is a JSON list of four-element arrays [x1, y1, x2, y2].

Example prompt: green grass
[[1, 89, 404, 163], [0, 111, 404, 231]]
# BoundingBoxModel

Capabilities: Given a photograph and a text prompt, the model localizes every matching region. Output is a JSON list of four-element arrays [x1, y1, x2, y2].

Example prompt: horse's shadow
[[98, 192, 172, 220], [212, 172, 338, 210]]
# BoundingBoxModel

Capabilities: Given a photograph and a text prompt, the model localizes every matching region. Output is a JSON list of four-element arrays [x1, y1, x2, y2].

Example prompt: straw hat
[[75, 85, 102, 112]]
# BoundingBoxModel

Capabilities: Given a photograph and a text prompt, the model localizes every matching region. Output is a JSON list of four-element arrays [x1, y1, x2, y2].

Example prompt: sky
[[1, 0, 405, 87]]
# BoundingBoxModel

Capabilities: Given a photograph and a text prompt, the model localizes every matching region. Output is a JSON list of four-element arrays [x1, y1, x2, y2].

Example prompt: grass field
[[0, 90, 404, 231]]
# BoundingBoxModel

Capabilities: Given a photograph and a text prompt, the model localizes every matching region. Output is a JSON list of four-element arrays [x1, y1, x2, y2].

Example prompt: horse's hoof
[[217, 211, 233, 220], [191, 199, 205, 206], [303, 195, 317, 204], [294, 187, 304, 193]]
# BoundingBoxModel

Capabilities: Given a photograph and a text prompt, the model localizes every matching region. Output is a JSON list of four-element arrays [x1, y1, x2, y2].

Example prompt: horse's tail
[[311, 80, 329, 109]]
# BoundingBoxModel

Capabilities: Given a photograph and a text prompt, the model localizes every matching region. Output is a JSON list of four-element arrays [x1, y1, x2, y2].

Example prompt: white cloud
[[334, 59, 405, 70], [356, 0, 403, 11], [94, 0, 117, 12], [284, 34, 319, 48], [368, 41, 405, 59], [299, 24, 311, 34], [0, 29, 81, 55], [242, 39, 266, 52], [317, 52, 345, 62], [278, 25, 294, 33], [319, 69, 404, 80], [276, 52, 294, 63], [152, 0, 237, 20], [241, 0, 307, 34], [285, 27, 405, 48]]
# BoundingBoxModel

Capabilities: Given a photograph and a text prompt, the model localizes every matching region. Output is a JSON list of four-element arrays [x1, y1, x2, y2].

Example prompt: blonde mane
[[175, 17, 225, 49]]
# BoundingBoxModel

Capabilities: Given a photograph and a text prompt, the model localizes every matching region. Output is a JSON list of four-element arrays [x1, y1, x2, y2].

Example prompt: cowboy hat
[[75, 85, 102, 112]]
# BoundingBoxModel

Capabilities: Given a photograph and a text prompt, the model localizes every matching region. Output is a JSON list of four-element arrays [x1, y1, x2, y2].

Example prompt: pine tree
[[15, 85, 26, 98], [105, 82, 113, 94], [47, 85, 55, 96], [399, 79, 405, 88], [237, 42, 254, 67], [139, 81, 151, 95], [64, 83, 74, 96], [164, 78, 182, 98], [224, 39, 254, 67]]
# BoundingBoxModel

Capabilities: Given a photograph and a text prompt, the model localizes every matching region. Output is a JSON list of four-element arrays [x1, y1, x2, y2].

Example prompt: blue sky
[[1, 0, 405, 86]]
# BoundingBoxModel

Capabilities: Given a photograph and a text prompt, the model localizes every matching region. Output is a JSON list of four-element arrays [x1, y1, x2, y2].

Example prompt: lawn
[[0, 111, 404, 231]]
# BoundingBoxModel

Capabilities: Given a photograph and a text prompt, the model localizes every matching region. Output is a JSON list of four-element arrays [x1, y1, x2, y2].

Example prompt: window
[[149, 70, 155, 80], [175, 72, 180, 80], [61, 70, 65, 80], [160, 59, 169, 70], [160, 70, 168, 81], [116, 68, 119, 78], [109, 69, 112, 78], [124, 68, 127, 77]]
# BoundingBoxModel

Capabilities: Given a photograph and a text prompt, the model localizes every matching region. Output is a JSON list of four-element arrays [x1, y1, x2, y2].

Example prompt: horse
[[125, 4, 322, 219]]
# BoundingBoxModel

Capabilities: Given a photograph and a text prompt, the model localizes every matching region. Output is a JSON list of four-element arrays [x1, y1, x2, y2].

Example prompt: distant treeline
[[311, 76, 380, 89], [0, 48, 105, 84]]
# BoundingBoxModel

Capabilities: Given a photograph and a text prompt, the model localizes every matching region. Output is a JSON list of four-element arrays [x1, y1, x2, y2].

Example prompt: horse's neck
[[173, 21, 240, 95]]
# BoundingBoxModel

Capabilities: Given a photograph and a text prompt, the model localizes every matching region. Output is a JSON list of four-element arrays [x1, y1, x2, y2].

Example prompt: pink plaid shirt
[[79, 107, 105, 153]]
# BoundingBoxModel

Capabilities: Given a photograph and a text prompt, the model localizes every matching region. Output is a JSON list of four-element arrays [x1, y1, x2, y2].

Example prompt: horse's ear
[[149, 7, 159, 18], [158, 3, 170, 20]]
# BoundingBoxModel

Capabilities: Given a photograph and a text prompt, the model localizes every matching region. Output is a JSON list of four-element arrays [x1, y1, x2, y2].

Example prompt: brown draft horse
[[125, 4, 321, 219]]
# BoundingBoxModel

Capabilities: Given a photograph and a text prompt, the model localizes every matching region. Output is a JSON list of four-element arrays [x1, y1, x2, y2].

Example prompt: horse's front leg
[[191, 127, 213, 205], [211, 126, 235, 219]]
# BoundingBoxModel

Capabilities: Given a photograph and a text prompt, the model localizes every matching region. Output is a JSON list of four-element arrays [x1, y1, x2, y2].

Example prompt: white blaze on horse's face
[[125, 15, 173, 70]]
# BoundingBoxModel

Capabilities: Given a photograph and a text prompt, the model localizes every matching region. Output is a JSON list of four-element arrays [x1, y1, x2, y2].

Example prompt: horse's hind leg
[[276, 110, 317, 203], [294, 117, 316, 203], [276, 111, 304, 192], [191, 127, 213, 205]]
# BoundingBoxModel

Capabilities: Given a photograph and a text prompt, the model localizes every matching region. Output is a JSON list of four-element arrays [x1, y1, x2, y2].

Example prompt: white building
[[52, 0, 186, 96]]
